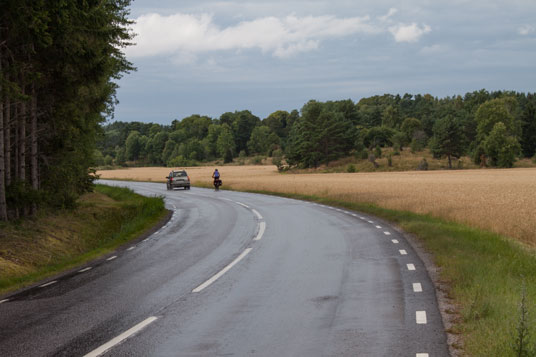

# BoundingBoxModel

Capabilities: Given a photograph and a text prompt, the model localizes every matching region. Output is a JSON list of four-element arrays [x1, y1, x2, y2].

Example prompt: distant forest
[[98, 90, 536, 170]]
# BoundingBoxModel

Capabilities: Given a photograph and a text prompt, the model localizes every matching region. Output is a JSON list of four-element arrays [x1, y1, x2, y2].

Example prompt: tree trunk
[[0, 52, 7, 220], [31, 83, 38, 214], [447, 154, 452, 169], [5, 94, 11, 186], [19, 88, 26, 183]]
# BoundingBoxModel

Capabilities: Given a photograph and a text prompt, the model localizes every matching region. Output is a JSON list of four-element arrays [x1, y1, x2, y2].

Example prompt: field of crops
[[99, 166, 536, 246]]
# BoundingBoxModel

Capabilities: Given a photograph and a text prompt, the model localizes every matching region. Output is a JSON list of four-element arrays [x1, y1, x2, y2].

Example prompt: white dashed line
[[127, 246, 135, 251], [351, 214, 357, 217], [83, 316, 158, 357], [416, 311, 427, 324], [251, 209, 263, 220], [235, 201, 250, 209], [399, 249, 408, 255], [0, 299, 10, 304], [391, 239, 399, 244], [106, 255, 117, 261], [375, 225, 382, 229], [407, 263, 416, 271], [192, 248, 253, 293], [39, 281, 57, 288], [254, 222, 266, 241], [367, 220, 374, 224], [384, 231, 391, 235], [416, 354, 429, 357], [413, 283, 423, 292], [78, 267, 92, 273]]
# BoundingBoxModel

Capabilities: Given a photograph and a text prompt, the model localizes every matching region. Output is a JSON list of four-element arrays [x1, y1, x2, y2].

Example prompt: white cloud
[[389, 23, 431, 43], [518, 25, 535, 35], [420, 44, 447, 55], [127, 12, 379, 59], [378, 8, 398, 22]]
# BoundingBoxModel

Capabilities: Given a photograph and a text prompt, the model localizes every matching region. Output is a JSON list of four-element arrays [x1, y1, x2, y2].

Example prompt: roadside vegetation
[[0, 185, 166, 295]]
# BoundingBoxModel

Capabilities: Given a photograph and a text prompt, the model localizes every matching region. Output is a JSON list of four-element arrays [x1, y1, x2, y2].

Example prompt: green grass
[[0, 184, 167, 294], [223, 187, 536, 356]]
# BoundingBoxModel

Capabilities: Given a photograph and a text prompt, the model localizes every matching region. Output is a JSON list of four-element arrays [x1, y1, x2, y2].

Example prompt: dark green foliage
[[285, 100, 356, 168], [430, 115, 466, 168], [0, 0, 134, 218]]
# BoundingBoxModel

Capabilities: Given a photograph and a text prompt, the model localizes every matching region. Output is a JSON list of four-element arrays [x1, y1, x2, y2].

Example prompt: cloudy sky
[[113, 0, 536, 124]]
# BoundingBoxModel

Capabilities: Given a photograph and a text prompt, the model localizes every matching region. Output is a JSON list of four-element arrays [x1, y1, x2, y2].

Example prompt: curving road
[[0, 181, 448, 356]]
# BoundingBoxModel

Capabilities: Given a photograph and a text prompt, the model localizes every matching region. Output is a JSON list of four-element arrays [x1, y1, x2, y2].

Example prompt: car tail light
[[170, 177, 173, 182]]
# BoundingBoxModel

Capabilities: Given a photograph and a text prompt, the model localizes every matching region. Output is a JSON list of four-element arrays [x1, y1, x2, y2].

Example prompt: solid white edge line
[[399, 249, 408, 255], [39, 280, 57, 288], [127, 246, 135, 251], [251, 209, 263, 220], [392, 239, 399, 244], [143, 238, 149, 242], [416, 311, 427, 324], [0, 299, 10, 304], [192, 248, 253, 293], [413, 283, 423, 292], [78, 267, 92, 273], [83, 316, 158, 357], [407, 263, 416, 271], [107, 256, 117, 261], [254, 222, 266, 241]]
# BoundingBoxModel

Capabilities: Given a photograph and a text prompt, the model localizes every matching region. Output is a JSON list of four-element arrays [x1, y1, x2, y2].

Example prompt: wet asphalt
[[0, 180, 449, 357]]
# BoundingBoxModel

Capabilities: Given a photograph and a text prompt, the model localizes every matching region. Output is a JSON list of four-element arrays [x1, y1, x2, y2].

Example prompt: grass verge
[[217, 186, 536, 356], [0, 184, 167, 295]]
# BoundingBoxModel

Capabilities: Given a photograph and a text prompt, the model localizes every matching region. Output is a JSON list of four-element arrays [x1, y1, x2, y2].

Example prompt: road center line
[[235, 201, 250, 209], [413, 283, 423, 292], [78, 267, 93, 273], [407, 263, 416, 271], [39, 281, 57, 288], [416, 311, 427, 324], [192, 248, 253, 293], [106, 256, 117, 261], [251, 209, 263, 220], [254, 222, 266, 241], [83, 316, 158, 357]]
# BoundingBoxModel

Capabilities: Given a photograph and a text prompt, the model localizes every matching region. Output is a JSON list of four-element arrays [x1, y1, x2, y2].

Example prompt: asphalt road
[[0, 180, 449, 357]]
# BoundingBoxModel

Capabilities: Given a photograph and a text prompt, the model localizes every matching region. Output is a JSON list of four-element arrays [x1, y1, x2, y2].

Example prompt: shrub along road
[[0, 181, 448, 356]]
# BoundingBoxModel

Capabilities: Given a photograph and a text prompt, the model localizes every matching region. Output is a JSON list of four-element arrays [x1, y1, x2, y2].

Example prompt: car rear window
[[173, 171, 187, 177]]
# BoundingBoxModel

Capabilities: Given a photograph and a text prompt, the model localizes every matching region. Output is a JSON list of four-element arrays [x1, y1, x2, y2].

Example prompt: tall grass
[[0, 185, 167, 294]]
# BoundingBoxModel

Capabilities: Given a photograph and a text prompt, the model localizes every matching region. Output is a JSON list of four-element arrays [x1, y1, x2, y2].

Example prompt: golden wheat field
[[99, 166, 536, 246]]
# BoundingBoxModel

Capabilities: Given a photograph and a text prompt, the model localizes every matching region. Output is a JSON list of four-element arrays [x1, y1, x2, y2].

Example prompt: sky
[[112, 0, 536, 124]]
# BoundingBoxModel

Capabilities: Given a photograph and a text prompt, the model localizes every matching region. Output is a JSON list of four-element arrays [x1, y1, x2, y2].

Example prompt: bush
[[387, 154, 392, 167], [253, 156, 264, 164], [417, 158, 428, 170], [375, 145, 382, 158], [532, 154, 536, 164], [347, 164, 356, 173], [104, 155, 114, 166]]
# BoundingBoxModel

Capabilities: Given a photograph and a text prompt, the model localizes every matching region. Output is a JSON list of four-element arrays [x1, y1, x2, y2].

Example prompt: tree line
[[0, 0, 134, 221], [98, 90, 536, 170]]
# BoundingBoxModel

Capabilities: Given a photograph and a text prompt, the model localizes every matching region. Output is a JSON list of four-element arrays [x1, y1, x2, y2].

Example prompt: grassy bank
[[223, 187, 535, 356], [0, 184, 167, 295]]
